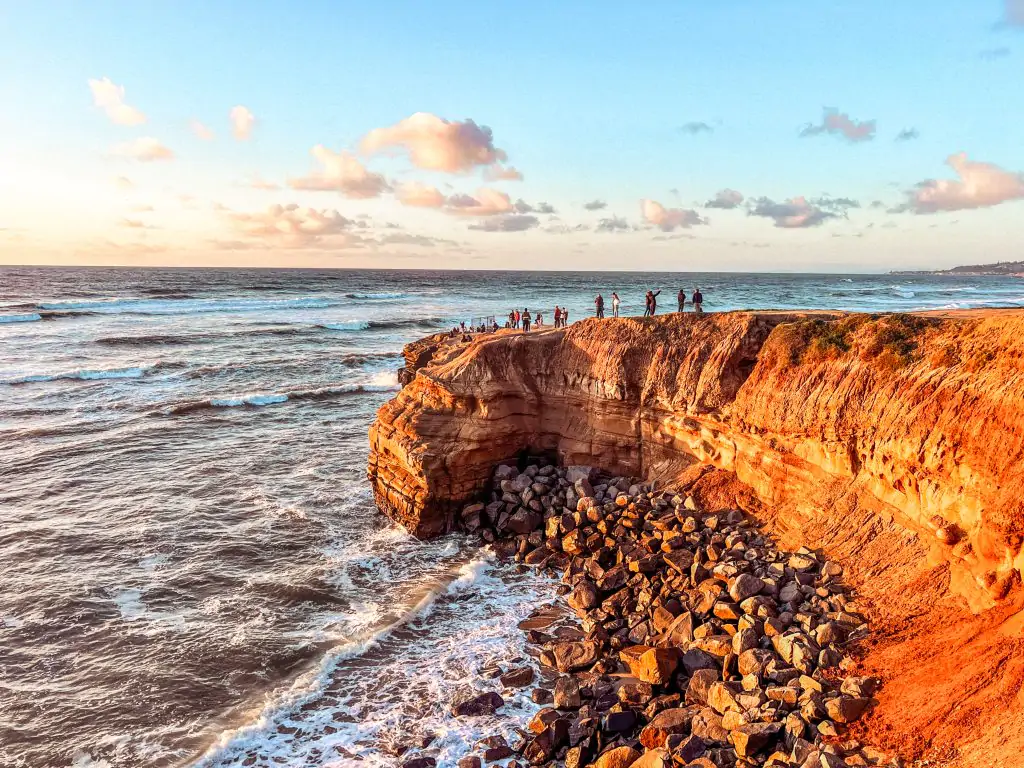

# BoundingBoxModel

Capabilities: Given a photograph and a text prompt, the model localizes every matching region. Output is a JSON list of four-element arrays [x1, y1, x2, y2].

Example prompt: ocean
[[1, 266, 1021, 768]]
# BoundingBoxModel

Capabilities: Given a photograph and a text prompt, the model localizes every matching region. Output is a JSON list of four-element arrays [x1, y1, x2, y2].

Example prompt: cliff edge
[[368, 310, 1024, 766], [370, 311, 1023, 607]]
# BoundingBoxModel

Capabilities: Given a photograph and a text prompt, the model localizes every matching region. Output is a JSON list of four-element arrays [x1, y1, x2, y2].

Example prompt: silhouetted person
[[522, 308, 531, 332], [595, 294, 605, 319], [692, 288, 703, 313], [677, 289, 686, 312]]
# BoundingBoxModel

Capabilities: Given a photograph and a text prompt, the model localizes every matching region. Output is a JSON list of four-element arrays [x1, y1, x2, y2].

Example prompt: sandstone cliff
[[369, 311, 1023, 608]]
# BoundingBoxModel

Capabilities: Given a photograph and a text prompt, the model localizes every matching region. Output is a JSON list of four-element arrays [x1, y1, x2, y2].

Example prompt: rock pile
[[453, 463, 887, 768]]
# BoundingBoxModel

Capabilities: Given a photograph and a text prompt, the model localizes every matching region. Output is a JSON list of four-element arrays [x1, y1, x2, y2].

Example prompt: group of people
[[507, 309, 545, 330], [455, 288, 706, 337], [594, 287, 705, 318]]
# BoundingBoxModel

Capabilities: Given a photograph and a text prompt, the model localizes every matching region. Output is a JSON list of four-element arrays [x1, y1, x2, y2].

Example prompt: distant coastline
[[892, 260, 1024, 277]]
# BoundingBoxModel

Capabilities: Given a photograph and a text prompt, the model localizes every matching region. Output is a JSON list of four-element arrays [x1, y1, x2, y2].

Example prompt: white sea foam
[[2, 364, 152, 385], [0, 313, 42, 323], [194, 551, 556, 768], [37, 296, 337, 315], [319, 320, 370, 331]]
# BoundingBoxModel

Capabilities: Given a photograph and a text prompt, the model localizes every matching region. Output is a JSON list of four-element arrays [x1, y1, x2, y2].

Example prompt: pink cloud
[[289, 145, 389, 198], [801, 108, 876, 142], [444, 188, 513, 216], [88, 78, 146, 126], [225, 203, 360, 248], [361, 112, 507, 173], [396, 182, 446, 208], [904, 153, 1024, 213], [641, 199, 706, 231], [114, 137, 175, 162], [485, 165, 524, 181], [230, 106, 255, 140], [191, 120, 214, 141]]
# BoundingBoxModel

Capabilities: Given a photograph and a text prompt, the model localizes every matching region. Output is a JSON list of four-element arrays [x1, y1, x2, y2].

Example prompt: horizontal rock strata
[[368, 311, 1024, 608]]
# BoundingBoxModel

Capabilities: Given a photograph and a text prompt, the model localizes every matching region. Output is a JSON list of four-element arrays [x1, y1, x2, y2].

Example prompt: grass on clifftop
[[774, 314, 936, 370]]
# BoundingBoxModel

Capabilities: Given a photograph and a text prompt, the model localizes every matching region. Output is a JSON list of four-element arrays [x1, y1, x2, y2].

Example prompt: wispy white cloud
[[895, 128, 919, 142], [114, 137, 175, 162], [230, 106, 255, 140], [361, 112, 507, 173], [485, 165, 524, 181], [112, 176, 134, 190], [191, 120, 214, 141], [89, 78, 146, 126]]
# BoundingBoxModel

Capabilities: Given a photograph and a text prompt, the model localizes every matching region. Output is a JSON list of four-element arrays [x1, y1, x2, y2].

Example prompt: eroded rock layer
[[369, 312, 1024, 605]]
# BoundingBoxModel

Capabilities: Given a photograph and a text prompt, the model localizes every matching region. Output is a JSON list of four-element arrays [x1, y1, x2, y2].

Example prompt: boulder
[[730, 722, 781, 758], [685, 668, 720, 706], [825, 695, 871, 723], [623, 647, 679, 685], [554, 676, 582, 709], [706, 682, 743, 714], [552, 640, 601, 672], [500, 666, 535, 688], [566, 466, 597, 484], [593, 745, 641, 768], [639, 706, 698, 748], [451, 691, 504, 717], [567, 580, 599, 612], [729, 573, 765, 602]]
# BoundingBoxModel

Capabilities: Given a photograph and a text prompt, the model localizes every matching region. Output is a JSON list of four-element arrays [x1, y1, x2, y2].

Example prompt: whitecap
[[2, 364, 152, 385], [210, 393, 289, 407], [318, 321, 370, 331]]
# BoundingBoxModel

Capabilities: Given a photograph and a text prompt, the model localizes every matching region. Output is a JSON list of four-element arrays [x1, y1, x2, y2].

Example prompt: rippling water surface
[[1, 266, 1021, 767]]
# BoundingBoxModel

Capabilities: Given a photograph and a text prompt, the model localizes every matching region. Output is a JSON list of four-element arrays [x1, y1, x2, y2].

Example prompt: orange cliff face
[[367, 311, 1024, 609]]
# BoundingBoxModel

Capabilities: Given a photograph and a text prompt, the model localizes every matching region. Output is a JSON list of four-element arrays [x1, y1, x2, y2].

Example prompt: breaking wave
[[157, 379, 400, 416], [2, 364, 156, 385]]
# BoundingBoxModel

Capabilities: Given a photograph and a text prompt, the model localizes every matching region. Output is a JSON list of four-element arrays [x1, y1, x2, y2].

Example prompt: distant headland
[[892, 260, 1024, 276]]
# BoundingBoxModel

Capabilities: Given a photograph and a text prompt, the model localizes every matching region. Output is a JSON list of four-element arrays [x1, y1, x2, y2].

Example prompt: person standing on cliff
[[553, 306, 561, 327], [595, 294, 605, 319], [563, 307, 569, 326], [677, 289, 686, 312], [611, 292, 621, 317], [692, 287, 704, 313], [522, 308, 531, 332]]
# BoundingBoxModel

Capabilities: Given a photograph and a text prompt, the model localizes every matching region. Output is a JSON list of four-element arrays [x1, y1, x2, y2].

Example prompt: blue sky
[[1, 0, 1022, 271]]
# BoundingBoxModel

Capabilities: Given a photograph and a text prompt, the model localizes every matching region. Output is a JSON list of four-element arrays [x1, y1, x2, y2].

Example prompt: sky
[[0, 0, 1022, 273]]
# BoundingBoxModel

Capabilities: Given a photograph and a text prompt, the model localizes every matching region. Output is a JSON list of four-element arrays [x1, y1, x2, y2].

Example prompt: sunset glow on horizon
[[1, 1, 1023, 272]]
